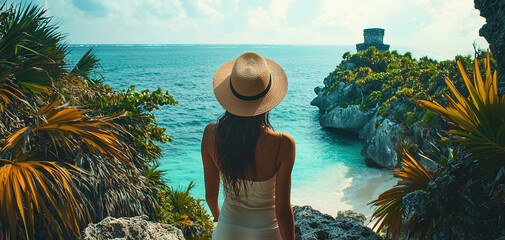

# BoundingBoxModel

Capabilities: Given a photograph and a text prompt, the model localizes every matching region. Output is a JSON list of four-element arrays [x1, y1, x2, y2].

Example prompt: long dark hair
[[215, 111, 273, 198]]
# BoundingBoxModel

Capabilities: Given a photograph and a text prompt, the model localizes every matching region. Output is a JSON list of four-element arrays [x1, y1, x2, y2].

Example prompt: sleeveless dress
[[212, 174, 281, 240]]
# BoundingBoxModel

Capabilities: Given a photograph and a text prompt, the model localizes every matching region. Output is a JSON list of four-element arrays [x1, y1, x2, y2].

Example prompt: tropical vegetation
[[320, 47, 496, 131], [370, 52, 505, 239], [0, 2, 213, 239]]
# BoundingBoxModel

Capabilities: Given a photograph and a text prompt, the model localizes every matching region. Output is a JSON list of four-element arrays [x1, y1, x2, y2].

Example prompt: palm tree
[[370, 52, 505, 239], [418, 52, 505, 172], [0, 3, 156, 239]]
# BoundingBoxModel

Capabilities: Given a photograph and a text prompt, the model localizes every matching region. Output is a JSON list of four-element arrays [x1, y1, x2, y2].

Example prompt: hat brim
[[213, 58, 288, 117]]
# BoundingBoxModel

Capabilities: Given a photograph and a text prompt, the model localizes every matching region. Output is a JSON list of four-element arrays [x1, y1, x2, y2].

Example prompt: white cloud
[[409, 0, 487, 49], [268, 0, 293, 23], [234, 0, 240, 11], [247, 0, 294, 30], [195, 0, 224, 21], [24, 0, 489, 49], [311, 0, 487, 48]]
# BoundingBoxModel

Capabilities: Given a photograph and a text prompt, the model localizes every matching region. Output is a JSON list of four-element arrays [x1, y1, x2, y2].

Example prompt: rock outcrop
[[293, 205, 382, 240], [312, 84, 391, 168], [475, 0, 505, 84], [359, 116, 403, 168], [311, 82, 437, 169], [81, 215, 184, 240], [319, 105, 375, 131]]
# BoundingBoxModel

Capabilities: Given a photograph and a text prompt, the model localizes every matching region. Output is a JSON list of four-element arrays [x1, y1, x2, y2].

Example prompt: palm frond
[[0, 2, 66, 96], [71, 48, 101, 86], [144, 163, 168, 190], [0, 82, 23, 112], [370, 149, 434, 237], [2, 100, 133, 167], [420, 142, 458, 169], [417, 52, 505, 172], [0, 157, 89, 240], [35, 100, 132, 167]]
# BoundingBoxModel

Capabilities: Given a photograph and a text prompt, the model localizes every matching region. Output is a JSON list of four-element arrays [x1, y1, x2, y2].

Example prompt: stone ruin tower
[[356, 28, 390, 52]]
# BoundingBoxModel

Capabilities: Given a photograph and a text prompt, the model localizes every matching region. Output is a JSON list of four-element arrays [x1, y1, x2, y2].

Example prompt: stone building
[[356, 28, 390, 52]]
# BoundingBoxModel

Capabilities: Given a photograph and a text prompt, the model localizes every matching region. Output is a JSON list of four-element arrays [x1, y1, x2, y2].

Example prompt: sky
[[10, 0, 489, 49]]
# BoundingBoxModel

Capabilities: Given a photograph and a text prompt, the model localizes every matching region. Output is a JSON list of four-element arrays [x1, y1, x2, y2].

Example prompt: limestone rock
[[319, 105, 375, 132], [336, 210, 367, 225], [475, 0, 505, 83], [360, 116, 402, 168], [293, 205, 382, 240], [311, 82, 358, 112], [81, 215, 184, 240]]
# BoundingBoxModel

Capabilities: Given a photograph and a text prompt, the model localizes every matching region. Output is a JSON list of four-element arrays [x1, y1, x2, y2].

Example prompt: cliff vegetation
[[0, 3, 213, 239], [370, 53, 505, 239], [312, 47, 497, 168]]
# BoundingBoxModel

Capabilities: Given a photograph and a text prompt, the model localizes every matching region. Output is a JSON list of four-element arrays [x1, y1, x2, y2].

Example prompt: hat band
[[230, 75, 272, 101]]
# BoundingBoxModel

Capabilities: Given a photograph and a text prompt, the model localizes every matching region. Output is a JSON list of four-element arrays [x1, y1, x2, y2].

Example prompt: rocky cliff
[[312, 82, 434, 169], [475, 0, 505, 85]]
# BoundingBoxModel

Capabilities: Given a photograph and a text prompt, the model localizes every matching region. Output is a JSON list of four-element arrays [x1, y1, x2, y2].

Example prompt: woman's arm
[[201, 123, 221, 221], [275, 133, 296, 240]]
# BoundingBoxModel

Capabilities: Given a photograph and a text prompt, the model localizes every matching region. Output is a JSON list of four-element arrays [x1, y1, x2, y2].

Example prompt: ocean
[[67, 44, 474, 218]]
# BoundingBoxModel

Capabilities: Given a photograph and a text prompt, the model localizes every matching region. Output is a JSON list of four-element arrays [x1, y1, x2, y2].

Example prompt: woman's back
[[203, 124, 290, 240], [203, 52, 295, 240], [213, 175, 281, 240]]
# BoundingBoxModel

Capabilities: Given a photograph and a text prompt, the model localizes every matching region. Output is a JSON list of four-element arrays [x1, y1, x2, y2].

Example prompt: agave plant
[[370, 149, 434, 238], [417, 52, 505, 172]]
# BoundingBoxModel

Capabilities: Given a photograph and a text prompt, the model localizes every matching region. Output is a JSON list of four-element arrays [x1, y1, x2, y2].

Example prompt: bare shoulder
[[277, 132, 295, 166], [204, 122, 217, 132], [278, 132, 295, 148], [203, 122, 217, 138], [202, 122, 217, 148]]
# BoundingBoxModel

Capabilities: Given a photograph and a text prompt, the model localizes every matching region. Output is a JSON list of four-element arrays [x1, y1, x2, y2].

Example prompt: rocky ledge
[[81, 215, 184, 240], [294, 205, 382, 240], [312, 82, 434, 169]]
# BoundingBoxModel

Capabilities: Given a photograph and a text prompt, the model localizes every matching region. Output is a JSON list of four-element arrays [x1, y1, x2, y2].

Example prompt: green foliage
[[321, 47, 497, 131], [0, 2, 66, 96], [418, 53, 505, 172], [0, 2, 213, 239], [154, 180, 214, 240], [71, 48, 102, 86], [421, 111, 442, 127], [360, 90, 382, 110], [371, 53, 505, 239], [402, 158, 505, 240], [85, 85, 178, 162]]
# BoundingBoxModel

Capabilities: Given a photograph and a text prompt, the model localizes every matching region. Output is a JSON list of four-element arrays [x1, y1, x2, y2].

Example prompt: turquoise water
[[67, 45, 471, 216]]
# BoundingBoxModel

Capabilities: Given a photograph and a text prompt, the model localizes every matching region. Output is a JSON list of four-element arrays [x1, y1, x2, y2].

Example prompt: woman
[[201, 52, 295, 240]]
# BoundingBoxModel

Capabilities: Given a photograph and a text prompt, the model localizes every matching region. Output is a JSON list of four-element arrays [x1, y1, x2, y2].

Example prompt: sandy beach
[[291, 163, 397, 221]]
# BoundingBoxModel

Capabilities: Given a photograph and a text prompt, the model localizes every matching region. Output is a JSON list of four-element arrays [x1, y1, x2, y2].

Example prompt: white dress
[[212, 174, 281, 240]]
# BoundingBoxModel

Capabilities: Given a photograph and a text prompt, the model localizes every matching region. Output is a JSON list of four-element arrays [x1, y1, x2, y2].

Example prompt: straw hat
[[213, 52, 288, 117]]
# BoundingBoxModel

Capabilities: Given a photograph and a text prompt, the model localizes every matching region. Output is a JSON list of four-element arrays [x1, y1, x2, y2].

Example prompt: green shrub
[[154, 181, 214, 240], [0, 2, 213, 239], [321, 47, 496, 125]]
